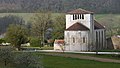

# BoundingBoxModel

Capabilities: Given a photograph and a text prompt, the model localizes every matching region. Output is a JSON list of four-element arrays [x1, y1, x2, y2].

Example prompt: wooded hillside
[[0, 0, 119, 13]]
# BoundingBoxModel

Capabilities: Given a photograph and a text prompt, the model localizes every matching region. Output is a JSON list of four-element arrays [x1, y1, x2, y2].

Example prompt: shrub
[[0, 46, 14, 66], [30, 37, 41, 47], [0, 39, 6, 44], [14, 52, 43, 68]]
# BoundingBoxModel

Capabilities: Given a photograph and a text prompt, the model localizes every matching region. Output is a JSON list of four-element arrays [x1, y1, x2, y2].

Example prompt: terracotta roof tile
[[54, 40, 64, 44], [94, 20, 105, 29], [67, 8, 93, 14], [66, 22, 89, 31]]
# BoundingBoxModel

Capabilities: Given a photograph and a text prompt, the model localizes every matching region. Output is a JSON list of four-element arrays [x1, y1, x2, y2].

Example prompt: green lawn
[[42, 54, 120, 68], [69, 53, 120, 60], [0, 52, 120, 68]]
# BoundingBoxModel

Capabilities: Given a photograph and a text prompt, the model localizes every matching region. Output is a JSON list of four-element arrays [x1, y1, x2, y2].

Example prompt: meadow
[[42, 54, 120, 68], [0, 13, 120, 23], [1, 53, 120, 68], [0, 13, 63, 23]]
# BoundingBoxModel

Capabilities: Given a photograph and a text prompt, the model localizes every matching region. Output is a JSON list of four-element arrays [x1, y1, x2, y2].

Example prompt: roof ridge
[[67, 8, 93, 14]]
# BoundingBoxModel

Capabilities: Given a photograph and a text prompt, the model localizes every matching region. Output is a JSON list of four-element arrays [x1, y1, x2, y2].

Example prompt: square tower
[[66, 8, 94, 31]]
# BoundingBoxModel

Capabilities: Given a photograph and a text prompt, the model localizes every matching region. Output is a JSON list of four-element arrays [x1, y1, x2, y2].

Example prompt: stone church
[[64, 8, 106, 51]]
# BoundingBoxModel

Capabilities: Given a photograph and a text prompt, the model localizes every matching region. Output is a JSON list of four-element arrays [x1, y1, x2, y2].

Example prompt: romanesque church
[[64, 8, 106, 51]]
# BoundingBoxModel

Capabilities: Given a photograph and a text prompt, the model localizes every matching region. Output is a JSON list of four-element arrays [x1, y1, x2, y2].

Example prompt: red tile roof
[[67, 8, 93, 14], [54, 40, 64, 44], [66, 22, 89, 31], [94, 20, 105, 29]]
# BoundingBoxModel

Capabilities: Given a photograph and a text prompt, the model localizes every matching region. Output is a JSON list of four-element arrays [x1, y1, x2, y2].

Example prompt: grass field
[[0, 13, 119, 24], [0, 52, 120, 68], [0, 13, 34, 23], [0, 13, 63, 23], [69, 53, 120, 60], [42, 54, 120, 68]]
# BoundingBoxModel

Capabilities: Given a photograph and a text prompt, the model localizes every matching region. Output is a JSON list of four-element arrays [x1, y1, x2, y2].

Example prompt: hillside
[[0, 0, 119, 13]]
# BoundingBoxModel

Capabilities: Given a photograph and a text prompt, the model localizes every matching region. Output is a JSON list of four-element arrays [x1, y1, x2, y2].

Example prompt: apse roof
[[66, 22, 89, 31]]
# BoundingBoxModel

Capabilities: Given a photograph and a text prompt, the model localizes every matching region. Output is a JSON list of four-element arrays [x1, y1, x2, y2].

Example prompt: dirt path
[[41, 53, 120, 63]]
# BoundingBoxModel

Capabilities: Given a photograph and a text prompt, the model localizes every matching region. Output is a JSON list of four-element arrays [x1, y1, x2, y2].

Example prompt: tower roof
[[66, 22, 89, 31], [67, 8, 93, 14], [94, 20, 105, 29]]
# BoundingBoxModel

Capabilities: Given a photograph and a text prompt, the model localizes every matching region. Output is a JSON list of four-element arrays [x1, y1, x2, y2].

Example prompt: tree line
[[0, 0, 119, 13], [0, 13, 65, 50]]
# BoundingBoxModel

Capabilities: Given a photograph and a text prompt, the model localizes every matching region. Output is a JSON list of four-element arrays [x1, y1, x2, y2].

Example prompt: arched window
[[82, 14, 84, 19], [73, 14, 75, 20], [83, 37, 85, 43], [78, 14, 79, 19], [75, 14, 77, 20], [73, 37, 75, 43]]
